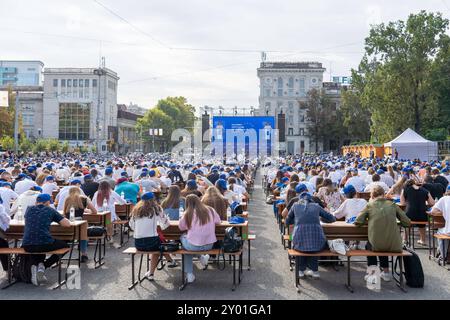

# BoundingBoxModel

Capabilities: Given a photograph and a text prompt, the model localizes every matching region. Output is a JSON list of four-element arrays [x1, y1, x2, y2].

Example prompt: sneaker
[[305, 270, 320, 279], [81, 255, 89, 263], [31, 265, 39, 286], [186, 273, 195, 283], [298, 271, 305, 278], [144, 271, 154, 281], [37, 263, 47, 284], [167, 260, 178, 268], [380, 271, 391, 282], [199, 254, 210, 269], [417, 240, 426, 246]]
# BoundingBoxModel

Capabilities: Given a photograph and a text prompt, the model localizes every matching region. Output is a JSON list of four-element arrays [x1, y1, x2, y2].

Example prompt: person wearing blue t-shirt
[[22, 193, 71, 286], [115, 177, 140, 204]]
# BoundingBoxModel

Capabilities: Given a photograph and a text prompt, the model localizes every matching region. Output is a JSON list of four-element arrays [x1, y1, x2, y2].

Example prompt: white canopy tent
[[385, 128, 438, 162]]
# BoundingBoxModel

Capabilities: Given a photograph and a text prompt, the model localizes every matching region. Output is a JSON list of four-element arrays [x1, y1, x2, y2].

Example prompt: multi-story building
[[256, 61, 326, 155], [0, 61, 44, 87], [116, 104, 145, 154], [42, 67, 119, 153]]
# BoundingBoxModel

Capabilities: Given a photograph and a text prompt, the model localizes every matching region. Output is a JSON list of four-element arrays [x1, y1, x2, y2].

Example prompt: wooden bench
[[287, 249, 412, 293], [123, 247, 243, 291], [0, 247, 71, 290], [433, 234, 450, 267]]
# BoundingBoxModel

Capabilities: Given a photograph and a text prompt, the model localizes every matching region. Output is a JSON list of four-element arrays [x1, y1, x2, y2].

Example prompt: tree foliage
[[136, 97, 196, 151], [353, 11, 450, 142]]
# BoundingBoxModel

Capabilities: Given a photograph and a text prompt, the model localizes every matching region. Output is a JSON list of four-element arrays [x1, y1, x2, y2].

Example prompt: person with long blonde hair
[[178, 194, 221, 284], [63, 187, 97, 262], [129, 192, 177, 280], [201, 186, 229, 220]]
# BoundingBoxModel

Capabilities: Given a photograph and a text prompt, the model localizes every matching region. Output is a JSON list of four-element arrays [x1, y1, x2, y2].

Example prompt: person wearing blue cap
[[333, 185, 368, 223], [430, 185, 450, 262], [10, 184, 43, 217], [42, 176, 59, 196], [285, 191, 336, 279], [81, 174, 99, 200], [114, 177, 140, 205], [22, 193, 71, 286], [207, 168, 220, 185], [181, 180, 203, 198], [14, 173, 38, 195], [98, 167, 116, 190], [129, 192, 177, 280]]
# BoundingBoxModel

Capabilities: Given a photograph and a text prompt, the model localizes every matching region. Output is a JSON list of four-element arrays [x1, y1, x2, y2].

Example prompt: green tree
[[47, 139, 61, 152], [19, 138, 33, 152], [301, 89, 342, 152], [33, 139, 49, 153], [137, 108, 175, 152], [339, 88, 371, 143], [61, 141, 70, 153], [155, 97, 196, 131], [0, 136, 14, 151], [355, 11, 449, 142]]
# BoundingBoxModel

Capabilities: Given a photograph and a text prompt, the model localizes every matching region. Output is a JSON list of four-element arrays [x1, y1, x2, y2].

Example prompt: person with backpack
[[355, 185, 411, 282], [178, 194, 222, 284], [129, 192, 177, 281], [285, 192, 336, 279], [22, 194, 71, 286]]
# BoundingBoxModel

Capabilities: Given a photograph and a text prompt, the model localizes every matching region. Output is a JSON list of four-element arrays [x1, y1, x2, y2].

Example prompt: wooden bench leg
[[294, 256, 300, 293], [179, 254, 187, 291], [52, 256, 67, 290], [397, 256, 407, 293], [232, 255, 236, 291], [345, 256, 354, 293], [128, 253, 139, 290], [247, 240, 251, 271], [239, 252, 243, 284]]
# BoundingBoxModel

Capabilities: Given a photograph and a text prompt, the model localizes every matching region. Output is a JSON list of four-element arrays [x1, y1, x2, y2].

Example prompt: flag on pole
[[0, 91, 8, 107]]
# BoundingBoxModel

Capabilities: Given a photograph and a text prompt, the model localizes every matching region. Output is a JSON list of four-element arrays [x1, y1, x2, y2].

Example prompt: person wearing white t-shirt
[[55, 181, 86, 211], [378, 170, 394, 188], [431, 186, 450, 261], [42, 176, 59, 196], [345, 170, 366, 192], [10, 186, 42, 217], [333, 185, 367, 222], [14, 175, 38, 195], [364, 174, 390, 193], [0, 183, 18, 216]]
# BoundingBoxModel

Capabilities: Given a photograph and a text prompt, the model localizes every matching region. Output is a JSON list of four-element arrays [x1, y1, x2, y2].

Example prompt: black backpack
[[395, 247, 424, 288], [223, 227, 243, 253], [12, 254, 33, 284]]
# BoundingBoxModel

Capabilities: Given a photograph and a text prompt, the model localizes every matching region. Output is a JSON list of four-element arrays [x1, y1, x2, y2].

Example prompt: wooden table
[[163, 220, 249, 240], [321, 221, 368, 241], [83, 211, 112, 236]]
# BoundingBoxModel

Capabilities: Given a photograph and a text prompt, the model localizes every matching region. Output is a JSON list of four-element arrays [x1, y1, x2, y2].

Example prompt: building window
[[85, 79, 89, 87], [67, 79, 72, 87], [22, 113, 34, 126], [288, 115, 293, 125], [288, 128, 293, 135], [73, 79, 78, 88], [93, 79, 98, 87], [299, 128, 305, 136], [79, 80, 84, 88], [300, 115, 305, 122], [59, 103, 91, 140], [299, 78, 305, 95], [61, 79, 66, 87], [108, 80, 116, 91], [277, 77, 283, 97], [288, 77, 294, 88], [53, 79, 58, 87]]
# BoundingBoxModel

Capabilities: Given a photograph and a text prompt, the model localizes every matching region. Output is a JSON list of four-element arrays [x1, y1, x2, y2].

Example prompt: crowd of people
[[264, 154, 450, 280], [0, 153, 256, 286]]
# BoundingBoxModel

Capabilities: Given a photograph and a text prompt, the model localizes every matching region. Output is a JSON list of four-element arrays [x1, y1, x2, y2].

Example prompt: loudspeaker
[[202, 113, 210, 142], [277, 113, 286, 142]]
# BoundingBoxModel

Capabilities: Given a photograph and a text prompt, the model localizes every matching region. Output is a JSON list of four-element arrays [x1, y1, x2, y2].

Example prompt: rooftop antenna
[[101, 56, 106, 68], [261, 51, 267, 62]]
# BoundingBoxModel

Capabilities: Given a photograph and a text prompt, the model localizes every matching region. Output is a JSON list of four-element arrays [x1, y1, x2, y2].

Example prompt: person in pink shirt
[[178, 194, 222, 284]]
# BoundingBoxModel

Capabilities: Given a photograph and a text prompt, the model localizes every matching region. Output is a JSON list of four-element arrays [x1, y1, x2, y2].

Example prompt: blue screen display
[[212, 116, 275, 156]]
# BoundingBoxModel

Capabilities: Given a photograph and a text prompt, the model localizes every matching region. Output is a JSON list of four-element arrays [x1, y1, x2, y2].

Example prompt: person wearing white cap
[[431, 185, 450, 263]]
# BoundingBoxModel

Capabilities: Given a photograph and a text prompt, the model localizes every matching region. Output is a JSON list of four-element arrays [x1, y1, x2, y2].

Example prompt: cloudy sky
[[1, 0, 449, 111]]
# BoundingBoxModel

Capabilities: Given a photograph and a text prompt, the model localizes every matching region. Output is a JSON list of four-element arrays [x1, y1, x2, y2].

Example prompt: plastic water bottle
[[69, 206, 75, 222], [16, 205, 23, 222], [121, 191, 125, 200], [103, 198, 108, 212], [226, 207, 232, 221], [179, 206, 184, 220]]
